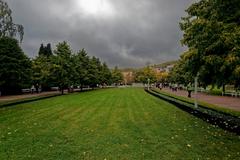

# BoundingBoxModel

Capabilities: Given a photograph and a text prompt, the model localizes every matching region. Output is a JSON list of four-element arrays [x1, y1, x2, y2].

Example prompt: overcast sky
[[8, 0, 193, 68]]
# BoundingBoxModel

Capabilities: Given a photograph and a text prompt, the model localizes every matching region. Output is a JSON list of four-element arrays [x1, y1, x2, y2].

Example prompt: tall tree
[[0, 37, 31, 95], [0, 0, 24, 41], [100, 62, 112, 85], [51, 41, 72, 94], [73, 49, 89, 90], [179, 0, 240, 91], [86, 56, 101, 88], [46, 43, 53, 56], [38, 43, 53, 56], [38, 44, 45, 56], [32, 55, 54, 91]]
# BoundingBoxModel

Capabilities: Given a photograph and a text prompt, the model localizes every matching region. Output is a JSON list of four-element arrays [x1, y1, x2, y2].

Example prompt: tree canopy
[[0, 0, 24, 41], [0, 37, 31, 94], [170, 0, 240, 90], [38, 43, 53, 57], [135, 66, 157, 84]]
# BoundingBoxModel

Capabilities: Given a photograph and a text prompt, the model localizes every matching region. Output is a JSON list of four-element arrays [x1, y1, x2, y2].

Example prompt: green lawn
[[0, 88, 239, 159]]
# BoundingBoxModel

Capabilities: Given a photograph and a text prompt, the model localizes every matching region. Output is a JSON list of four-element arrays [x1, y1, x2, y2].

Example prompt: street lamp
[[194, 76, 198, 108], [147, 78, 150, 91]]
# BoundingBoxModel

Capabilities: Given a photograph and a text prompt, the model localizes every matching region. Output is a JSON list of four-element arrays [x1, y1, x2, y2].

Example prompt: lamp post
[[194, 76, 198, 108], [147, 78, 150, 91]]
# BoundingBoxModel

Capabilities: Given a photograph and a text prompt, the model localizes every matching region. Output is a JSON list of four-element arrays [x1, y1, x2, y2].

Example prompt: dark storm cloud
[[8, 0, 193, 67]]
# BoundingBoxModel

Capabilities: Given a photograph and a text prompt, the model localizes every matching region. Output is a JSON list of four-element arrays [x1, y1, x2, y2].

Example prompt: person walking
[[187, 83, 193, 98], [31, 85, 35, 94]]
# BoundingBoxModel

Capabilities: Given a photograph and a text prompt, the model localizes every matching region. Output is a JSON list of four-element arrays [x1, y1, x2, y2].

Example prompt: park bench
[[222, 91, 240, 97], [50, 87, 59, 91], [21, 88, 31, 93]]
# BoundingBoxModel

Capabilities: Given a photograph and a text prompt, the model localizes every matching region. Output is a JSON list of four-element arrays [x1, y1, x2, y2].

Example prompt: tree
[[100, 62, 112, 86], [179, 0, 240, 91], [38, 43, 53, 56], [51, 41, 72, 94], [72, 49, 89, 90], [168, 58, 194, 86], [46, 43, 53, 56], [38, 44, 45, 56], [0, 0, 24, 42], [86, 56, 102, 88], [111, 66, 123, 85], [0, 37, 31, 95], [32, 55, 54, 91], [135, 66, 157, 84], [156, 71, 168, 83]]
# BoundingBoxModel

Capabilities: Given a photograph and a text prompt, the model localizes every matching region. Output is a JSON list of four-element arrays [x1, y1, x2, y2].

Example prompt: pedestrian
[[174, 84, 178, 92], [187, 83, 192, 98], [31, 85, 35, 94], [159, 83, 163, 90], [36, 83, 39, 93]]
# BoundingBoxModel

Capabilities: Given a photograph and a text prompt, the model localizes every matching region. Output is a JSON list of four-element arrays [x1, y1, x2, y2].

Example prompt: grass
[[0, 88, 239, 159], [152, 88, 240, 117]]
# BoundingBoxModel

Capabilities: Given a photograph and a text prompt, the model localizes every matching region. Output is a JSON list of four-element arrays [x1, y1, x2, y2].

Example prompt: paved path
[[0, 91, 60, 102], [0, 88, 93, 103], [161, 88, 240, 111]]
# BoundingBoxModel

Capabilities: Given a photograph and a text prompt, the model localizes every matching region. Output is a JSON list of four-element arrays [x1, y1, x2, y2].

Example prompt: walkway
[[0, 88, 94, 104], [0, 91, 60, 103], [162, 88, 240, 111]]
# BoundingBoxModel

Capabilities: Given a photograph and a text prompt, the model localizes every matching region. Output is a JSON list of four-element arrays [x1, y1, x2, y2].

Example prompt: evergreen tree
[[100, 62, 112, 85], [87, 56, 101, 88], [51, 41, 72, 94], [73, 49, 89, 90], [0, 37, 31, 95], [38, 44, 45, 56], [38, 43, 53, 56], [46, 43, 53, 56]]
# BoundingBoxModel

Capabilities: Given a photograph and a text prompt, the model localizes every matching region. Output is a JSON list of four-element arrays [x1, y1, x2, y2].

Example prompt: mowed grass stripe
[[0, 88, 239, 160]]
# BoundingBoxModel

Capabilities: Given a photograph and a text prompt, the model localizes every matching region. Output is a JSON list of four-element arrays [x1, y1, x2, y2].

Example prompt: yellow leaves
[[156, 72, 168, 82], [225, 53, 239, 65]]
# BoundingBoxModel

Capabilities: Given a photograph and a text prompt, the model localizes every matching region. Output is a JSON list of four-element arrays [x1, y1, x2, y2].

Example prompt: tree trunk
[[188, 91, 191, 98], [222, 84, 225, 94], [61, 87, 64, 95]]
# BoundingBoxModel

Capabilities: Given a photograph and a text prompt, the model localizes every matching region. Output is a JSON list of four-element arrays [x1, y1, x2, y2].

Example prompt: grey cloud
[[8, 0, 193, 67]]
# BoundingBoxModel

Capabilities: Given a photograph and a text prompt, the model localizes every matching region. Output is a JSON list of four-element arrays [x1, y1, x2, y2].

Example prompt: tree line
[[0, 37, 123, 95], [169, 0, 240, 92]]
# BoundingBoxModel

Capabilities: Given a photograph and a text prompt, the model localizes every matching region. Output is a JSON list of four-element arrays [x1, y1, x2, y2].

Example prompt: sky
[[8, 0, 193, 68]]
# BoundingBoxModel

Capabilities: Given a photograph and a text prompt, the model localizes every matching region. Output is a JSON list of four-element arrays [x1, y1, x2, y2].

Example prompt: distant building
[[122, 71, 134, 85], [165, 64, 174, 73], [153, 64, 174, 73]]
